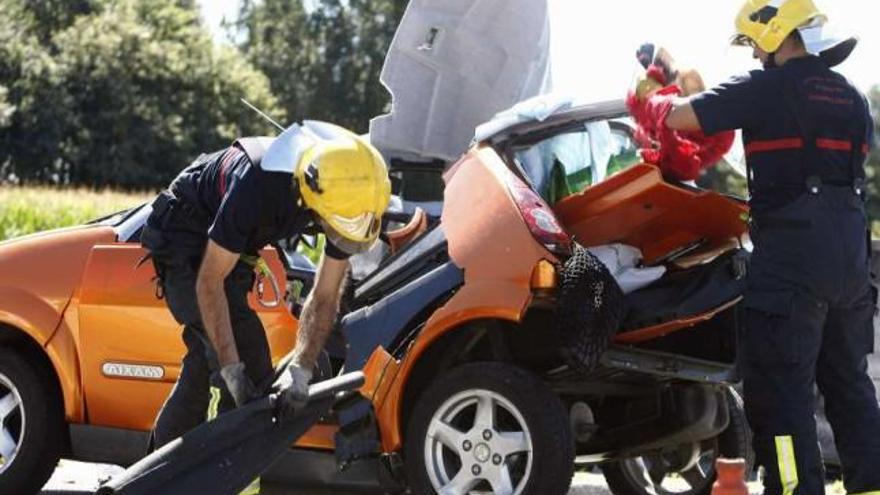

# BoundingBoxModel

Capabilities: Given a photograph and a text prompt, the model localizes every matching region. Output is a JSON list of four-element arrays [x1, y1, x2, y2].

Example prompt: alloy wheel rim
[[424, 388, 533, 495], [0, 372, 24, 475], [620, 443, 718, 495]]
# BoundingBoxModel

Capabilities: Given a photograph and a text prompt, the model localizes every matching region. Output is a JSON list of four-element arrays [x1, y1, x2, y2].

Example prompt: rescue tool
[[95, 372, 365, 495]]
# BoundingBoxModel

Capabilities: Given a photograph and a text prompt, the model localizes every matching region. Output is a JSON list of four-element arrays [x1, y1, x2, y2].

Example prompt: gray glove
[[219, 362, 259, 408], [274, 364, 312, 419]]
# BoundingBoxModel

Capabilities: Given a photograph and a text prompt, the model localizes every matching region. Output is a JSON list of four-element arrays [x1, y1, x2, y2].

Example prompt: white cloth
[[586, 244, 666, 294]]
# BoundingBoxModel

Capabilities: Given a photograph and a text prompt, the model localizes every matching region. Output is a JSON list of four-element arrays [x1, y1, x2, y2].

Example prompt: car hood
[[369, 0, 552, 163]]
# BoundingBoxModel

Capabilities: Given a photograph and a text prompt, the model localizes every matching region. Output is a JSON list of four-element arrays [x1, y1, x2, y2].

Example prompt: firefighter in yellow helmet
[[140, 120, 390, 494], [630, 0, 880, 493]]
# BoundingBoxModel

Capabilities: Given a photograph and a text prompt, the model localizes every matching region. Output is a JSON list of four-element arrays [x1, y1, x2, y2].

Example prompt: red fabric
[[744, 138, 863, 156], [815, 138, 853, 151], [626, 76, 735, 182], [745, 138, 804, 155], [646, 65, 668, 86]]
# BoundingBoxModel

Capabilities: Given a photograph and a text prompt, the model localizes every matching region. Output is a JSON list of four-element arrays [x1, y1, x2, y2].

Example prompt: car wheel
[[0, 348, 64, 495], [603, 386, 753, 495], [404, 362, 575, 494]]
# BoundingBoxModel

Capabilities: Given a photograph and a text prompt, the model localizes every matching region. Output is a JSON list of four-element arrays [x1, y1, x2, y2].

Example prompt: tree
[[0, 86, 13, 129], [0, 0, 66, 183], [0, 0, 282, 188], [238, 0, 406, 132]]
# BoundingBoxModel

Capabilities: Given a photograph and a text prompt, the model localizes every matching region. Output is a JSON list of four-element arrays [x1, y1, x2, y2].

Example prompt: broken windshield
[[514, 119, 640, 204]]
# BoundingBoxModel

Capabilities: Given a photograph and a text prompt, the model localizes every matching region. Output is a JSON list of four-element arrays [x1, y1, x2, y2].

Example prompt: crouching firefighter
[[140, 121, 391, 494], [630, 0, 880, 493]]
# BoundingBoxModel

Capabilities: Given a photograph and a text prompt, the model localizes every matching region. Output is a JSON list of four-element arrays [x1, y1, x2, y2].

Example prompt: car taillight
[[508, 182, 571, 255]]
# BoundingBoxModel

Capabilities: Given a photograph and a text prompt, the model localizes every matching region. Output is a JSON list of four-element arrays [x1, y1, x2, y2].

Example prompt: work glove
[[219, 362, 260, 408], [274, 363, 312, 420]]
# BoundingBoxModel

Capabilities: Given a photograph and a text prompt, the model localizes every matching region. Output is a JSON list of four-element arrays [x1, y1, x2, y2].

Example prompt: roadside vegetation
[[0, 186, 151, 241], [0, 186, 326, 261]]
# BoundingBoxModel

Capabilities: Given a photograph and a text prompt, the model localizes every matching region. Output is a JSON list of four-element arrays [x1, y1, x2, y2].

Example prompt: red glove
[[627, 66, 734, 182]]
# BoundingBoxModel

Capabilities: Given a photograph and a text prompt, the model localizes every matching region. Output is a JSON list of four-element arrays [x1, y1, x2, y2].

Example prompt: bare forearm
[[666, 97, 702, 132], [291, 295, 338, 370], [196, 281, 239, 367]]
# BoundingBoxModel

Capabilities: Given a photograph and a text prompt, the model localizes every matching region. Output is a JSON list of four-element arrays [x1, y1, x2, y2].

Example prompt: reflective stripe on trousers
[[208, 386, 261, 495], [775, 435, 798, 495]]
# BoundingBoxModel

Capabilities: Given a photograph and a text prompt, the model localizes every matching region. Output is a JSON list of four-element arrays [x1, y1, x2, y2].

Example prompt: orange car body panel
[[613, 297, 743, 344], [372, 147, 556, 452], [45, 315, 86, 422], [0, 226, 116, 344], [0, 226, 117, 422], [75, 243, 297, 430], [554, 164, 749, 265]]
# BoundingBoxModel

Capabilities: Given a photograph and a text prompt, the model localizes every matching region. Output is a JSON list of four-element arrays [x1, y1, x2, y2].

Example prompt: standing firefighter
[[630, 0, 880, 493], [140, 121, 390, 494]]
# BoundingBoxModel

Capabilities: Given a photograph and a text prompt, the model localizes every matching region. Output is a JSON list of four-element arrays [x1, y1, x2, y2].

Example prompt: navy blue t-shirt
[[170, 145, 348, 259], [690, 56, 873, 214]]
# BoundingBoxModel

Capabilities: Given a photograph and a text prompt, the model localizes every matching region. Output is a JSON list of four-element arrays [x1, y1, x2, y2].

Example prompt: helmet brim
[[798, 22, 858, 67], [730, 33, 755, 48]]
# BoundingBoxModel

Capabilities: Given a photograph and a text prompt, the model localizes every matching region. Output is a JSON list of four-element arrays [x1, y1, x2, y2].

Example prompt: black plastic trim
[[344, 261, 464, 371]]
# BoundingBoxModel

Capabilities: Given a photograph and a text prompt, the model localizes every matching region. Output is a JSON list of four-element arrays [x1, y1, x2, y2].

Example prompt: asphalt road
[[37, 461, 659, 495], [41, 459, 807, 495]]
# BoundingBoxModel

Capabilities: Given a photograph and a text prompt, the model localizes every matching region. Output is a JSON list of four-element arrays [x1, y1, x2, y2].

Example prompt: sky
[[199, 0, 880, 97]]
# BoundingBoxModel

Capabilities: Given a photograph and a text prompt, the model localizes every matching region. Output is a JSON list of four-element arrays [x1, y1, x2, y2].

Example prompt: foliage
[[0, 86, 13, 128], [697, 158, 748, 199], [0, 0, 281, 189], [0, 186, 151, 240], [237, 0, 407, 132]]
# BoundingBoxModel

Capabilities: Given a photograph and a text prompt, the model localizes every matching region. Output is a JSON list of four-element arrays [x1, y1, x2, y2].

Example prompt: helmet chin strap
[[763, 51, 778, 69]]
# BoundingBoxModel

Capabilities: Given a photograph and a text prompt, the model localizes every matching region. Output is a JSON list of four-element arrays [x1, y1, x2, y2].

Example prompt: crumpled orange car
[[0, 104, 754, 495], [0, 2, 762, 494]]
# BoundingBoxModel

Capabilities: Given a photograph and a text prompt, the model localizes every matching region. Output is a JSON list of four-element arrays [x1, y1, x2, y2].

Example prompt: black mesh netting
[[557, 243, 627, 374]]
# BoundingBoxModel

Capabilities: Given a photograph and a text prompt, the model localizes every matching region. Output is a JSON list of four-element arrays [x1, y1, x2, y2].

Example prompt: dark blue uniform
[[141, 139, 345, 450], [692, 56, 880, 495]]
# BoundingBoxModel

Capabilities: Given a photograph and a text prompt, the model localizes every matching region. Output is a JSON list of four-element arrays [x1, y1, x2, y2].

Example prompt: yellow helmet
[[294, 122, 391, 254], [732, 0, 826, 53]]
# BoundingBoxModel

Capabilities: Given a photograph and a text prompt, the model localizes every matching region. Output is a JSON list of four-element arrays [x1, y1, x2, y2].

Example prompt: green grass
[[0, 185, 325, 264], [0, 186, 153, 241]]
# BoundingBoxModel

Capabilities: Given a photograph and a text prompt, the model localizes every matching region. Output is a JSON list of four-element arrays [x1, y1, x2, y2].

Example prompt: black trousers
[[743, 188, 880, 495], [141, 196, 273, 449]]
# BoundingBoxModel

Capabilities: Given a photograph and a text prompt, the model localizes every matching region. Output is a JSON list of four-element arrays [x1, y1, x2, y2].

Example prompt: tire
[[603, 386, 754, 495], [0, 348, 65, 495], [404, 362, 575, 494]]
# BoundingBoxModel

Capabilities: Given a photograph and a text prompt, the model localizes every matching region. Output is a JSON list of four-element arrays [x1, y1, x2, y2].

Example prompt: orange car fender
[[0, 287, 66, 346], [371, 147, 554, 452], [44, 318, 85, 422], [0, 287, 85, 422], [372, 289, 531, 452]]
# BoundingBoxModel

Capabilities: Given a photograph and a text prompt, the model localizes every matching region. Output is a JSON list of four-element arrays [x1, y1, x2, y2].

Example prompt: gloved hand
[[274, 364, 312, 419], [220, 362, 260, 408]]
